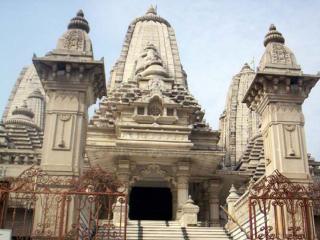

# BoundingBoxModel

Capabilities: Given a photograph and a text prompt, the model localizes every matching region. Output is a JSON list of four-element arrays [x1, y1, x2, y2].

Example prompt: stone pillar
[[243, 24, 319, 181], [33, 14, 105, 176], [208, 179, 221, 226], [117, 159, 130, 193], [171, 188, 177, 219], [31, 10, 106, 237], [180, 195, 199, 227], [176, 161, 190, 219], [112, 197, 128, 227], [225, 185, 240, 230]]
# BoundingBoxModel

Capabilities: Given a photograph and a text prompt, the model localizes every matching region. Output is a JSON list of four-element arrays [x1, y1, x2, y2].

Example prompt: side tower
[[33, 10, 106, 176], [219, 63, 260, 168], [243, 25, 319, 180]]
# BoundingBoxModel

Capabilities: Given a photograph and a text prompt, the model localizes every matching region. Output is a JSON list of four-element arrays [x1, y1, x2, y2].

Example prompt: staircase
[[126, 220, 231, 240]]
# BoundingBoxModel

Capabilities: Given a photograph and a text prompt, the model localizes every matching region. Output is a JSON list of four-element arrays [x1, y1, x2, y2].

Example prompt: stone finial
[[227, 184, 239, 200], [263, 24, 285, 47], [186, 195, 194, 204], [146, 5, 157, 15], [240, 62, 253, 72], [67, 9, 90, 33]]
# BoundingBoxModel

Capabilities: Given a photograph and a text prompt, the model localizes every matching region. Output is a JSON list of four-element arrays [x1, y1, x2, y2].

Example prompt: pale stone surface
[[243, 24, 319, 181], [87, 6, 224, 224], [0, 8, 319, 237], [2, 65, 45, 128], [112, 197, 128, 227], [33, 10, 105, 176], [180, 195, 200, 226], [226, 24, 320, 239], [219, 63, 260, 168]]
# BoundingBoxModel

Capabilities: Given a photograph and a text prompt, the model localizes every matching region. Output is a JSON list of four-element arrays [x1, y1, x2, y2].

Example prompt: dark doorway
[[129, 187, 172, 220]]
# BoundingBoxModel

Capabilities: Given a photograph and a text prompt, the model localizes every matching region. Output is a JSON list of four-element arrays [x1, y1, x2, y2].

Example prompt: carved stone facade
[[87, 6, 225, 223], [219, 63, 260, 168], [0, 7, 319, 236]]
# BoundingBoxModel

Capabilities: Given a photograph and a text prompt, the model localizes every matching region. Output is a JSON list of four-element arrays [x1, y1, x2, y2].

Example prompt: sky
[[0, 0, 319, 159]]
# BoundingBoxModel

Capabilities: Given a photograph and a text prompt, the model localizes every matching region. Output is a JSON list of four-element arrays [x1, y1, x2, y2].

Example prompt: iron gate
[[0, 166, 128, 240], [249, 170, 320, 240]]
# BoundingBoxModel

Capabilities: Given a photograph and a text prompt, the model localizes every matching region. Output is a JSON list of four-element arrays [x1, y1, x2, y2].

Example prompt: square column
[[244, 74, 319, 181], [208, 179, 221, 226], [176, 161, 190, 219]]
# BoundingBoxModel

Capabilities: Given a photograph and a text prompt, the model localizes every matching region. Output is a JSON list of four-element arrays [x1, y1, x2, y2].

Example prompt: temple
[[87, 6, 225, 223], [0, 6, 319, 240]]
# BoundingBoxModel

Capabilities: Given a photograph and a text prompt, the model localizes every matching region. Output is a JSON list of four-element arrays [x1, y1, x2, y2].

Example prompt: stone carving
[[54, 91, 78, 102], [63, 30, 84, 50], [284, 124, 300, 158], [53, 113, 73, 150], [120, 131, 187, 142], [141, 164, 167, 178], [148, 97, 163, 116], [149, 78, 162, 93], [135, 42, 168, 78], [58, 114, 72, 148], [271, 44, 292, 65]]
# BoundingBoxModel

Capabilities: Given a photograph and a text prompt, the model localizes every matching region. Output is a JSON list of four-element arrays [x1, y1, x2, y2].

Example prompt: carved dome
[[263, 24, 285, 47], [258, 24, 301, 73], [52, 10, 93, 57], [68, 10, 90, 33]]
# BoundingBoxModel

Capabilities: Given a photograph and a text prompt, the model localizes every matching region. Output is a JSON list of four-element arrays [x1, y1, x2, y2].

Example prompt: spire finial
[[68, 9, 90, 33], [263, 24, 285, 47], [146, 5, 157, 15], [77, 9, 84, 17]]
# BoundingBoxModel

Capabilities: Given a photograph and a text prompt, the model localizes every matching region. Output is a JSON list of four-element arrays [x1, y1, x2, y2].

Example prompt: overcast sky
[[0, 0, 319, 159]]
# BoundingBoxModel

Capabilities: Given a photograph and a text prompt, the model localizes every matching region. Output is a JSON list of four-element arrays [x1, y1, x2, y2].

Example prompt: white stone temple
[[0, 6, 319, 239]]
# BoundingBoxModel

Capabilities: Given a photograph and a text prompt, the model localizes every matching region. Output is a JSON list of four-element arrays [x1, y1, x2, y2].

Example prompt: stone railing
[[0, 149, 41, 165], [225, 178, 267, 240]]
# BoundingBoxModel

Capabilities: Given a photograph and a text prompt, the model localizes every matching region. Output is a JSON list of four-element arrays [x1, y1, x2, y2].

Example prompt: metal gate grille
[[249, 170, 320, 240], [0, 166, 127, 240]]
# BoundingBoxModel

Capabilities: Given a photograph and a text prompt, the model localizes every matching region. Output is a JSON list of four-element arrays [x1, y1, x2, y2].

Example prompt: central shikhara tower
[[87, 6, 224, 224]]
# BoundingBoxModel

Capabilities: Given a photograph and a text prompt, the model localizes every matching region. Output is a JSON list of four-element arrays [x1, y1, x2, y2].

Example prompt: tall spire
[[67, 9, 90, 33], [263, 24, 285, 47]]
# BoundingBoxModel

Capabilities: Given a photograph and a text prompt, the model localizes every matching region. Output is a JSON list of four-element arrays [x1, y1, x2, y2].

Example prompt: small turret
[[258, 24, 301, 74], [28, 89, 45, 129], [46, 10, 94, 59]]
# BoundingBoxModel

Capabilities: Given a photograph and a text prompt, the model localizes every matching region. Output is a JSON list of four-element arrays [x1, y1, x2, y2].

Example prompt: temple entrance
[[129, 187, 172, 220]]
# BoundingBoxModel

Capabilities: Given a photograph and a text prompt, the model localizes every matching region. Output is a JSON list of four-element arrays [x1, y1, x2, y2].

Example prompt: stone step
[[99, 220, 232, 239]]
